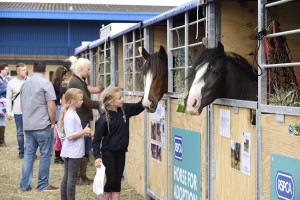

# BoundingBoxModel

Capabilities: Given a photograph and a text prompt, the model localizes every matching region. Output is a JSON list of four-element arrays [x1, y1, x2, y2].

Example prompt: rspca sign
[[270, 154, 300, 200], [174, 136, 183, 161], [276, 171, 294, 200]]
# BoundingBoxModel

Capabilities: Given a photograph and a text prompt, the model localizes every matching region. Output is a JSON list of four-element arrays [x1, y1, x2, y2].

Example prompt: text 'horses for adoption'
[[185, 42, 258, 115]]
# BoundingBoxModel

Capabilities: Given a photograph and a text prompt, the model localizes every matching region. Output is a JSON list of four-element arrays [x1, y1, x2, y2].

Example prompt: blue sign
[[172, 127, 201, 200], [270, 154, 300, 200], [276, 171, 294, 200], [174, 136, 183, 161]]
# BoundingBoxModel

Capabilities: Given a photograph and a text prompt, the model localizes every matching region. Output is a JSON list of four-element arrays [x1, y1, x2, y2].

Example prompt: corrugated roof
[[0, 2, 174, 12]]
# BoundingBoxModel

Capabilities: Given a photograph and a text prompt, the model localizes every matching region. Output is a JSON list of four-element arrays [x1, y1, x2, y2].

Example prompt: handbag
[[0, 97, 6, 116], [12, 92, 20, 107], [55, 105, 61, 123]]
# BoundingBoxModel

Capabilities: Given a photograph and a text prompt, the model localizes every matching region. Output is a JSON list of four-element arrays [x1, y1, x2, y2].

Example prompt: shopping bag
[[93, 163, 106, 195]]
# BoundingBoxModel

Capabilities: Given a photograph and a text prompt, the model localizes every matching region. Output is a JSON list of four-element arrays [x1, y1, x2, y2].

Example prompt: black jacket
[[92, 100, 144, 159]]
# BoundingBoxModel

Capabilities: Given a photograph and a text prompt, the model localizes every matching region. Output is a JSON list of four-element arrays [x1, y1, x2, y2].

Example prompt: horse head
[[185, 42, 257, 115], [142, 46, 168, 113]]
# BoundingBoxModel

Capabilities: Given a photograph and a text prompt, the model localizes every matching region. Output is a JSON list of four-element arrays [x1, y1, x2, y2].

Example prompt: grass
[[0, 120, 143, 200]]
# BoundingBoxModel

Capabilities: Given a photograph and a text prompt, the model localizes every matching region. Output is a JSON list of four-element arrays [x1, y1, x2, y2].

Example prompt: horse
[[185, 42, 258, 115], [141, 46, 168, 113]]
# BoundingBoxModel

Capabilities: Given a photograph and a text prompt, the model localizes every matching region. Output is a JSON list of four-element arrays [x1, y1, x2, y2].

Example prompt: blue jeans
[[20, 126, 54, 191], [14, 114, 24, 155], [81, 121, 91, 158]]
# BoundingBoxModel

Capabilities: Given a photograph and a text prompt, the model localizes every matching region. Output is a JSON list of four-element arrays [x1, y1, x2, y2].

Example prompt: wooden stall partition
[[169, 99, 206, 200], [221, 1, 257, 64], [153, 26, 167, 51], [261, 114, 300, 200], [117, 38, 124, 88], [125, 95, 146, 196], [213, 105, 256, 200], [147, 100, 168, 199]]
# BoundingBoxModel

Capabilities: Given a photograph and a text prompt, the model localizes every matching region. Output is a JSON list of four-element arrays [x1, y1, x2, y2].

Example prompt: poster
[[150, 102, 166, 162], [241, 132, 251, 176], [172, 127, 201, 200], [230, 140, 241, 171], [219, 109, 230, 138]]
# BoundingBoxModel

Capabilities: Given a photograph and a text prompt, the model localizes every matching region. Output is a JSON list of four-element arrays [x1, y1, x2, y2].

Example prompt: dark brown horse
[[185, 42, 258, 115], [141, 46, 168, 113]]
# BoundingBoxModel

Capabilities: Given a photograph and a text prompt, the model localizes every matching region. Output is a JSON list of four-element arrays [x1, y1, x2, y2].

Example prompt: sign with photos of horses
[[172, 127, 201, 200]]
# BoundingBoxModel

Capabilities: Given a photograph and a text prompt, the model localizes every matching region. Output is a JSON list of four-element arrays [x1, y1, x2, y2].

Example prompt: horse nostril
[[192, 99, 197, 107]]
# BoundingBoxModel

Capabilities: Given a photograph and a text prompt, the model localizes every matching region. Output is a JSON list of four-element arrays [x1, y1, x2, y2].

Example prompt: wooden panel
[[213, 105, 256, 200], [148, 100, 168, 198], [126, 96, 145, 195], [261, 114, 300, 200], [169, 99, 207, 200], [221, 1, 257, 64], [153, 26, 167, 52], [117, 38, 124, 88]]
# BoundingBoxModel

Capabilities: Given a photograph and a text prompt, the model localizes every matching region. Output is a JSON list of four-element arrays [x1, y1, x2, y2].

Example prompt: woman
[[0, 63, 9, 147], [52, 66, 68, 164]]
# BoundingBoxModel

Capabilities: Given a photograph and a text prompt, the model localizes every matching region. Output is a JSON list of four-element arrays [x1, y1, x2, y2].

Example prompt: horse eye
[[213, 70, 220, 75]]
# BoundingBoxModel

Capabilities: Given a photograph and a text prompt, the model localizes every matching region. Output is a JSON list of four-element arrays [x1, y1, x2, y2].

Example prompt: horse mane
[[189, 43, 257, 82], [225, 52, 258, 81], [142, 50, 168, 80]]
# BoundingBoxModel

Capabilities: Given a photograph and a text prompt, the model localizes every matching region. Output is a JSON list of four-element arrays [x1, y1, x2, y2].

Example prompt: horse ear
[[159, 46, 167, 57], [142, 47, 150, 60], [217, 42, 224, 53]]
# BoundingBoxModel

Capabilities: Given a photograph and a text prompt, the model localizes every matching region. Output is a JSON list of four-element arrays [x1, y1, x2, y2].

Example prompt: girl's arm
[[124, 99, 145, 118], [68, 124, 92, 140], [92, 117, 106, 160]]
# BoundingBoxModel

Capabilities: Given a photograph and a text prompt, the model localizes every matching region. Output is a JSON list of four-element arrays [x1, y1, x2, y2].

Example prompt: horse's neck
[[223, 72, 258, 101]]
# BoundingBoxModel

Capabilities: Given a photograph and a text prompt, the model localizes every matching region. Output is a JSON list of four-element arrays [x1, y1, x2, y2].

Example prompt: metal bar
[[213, 98, 258, 110], [188, 42, 203, 47], [185, 11, 189, 90], [167, 18, 174, 93], [266, 29, 300, 38], [261, 62, 300, 68], [265, 0, 295, 8], [260, 105, 300, 116], [133, 31, 136, 92], [189, 17, 206, 26], [170, 24, 185, 31]]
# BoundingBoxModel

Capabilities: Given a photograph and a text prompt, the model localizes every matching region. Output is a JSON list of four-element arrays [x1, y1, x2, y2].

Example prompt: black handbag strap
[[13, 92, 20, 101]]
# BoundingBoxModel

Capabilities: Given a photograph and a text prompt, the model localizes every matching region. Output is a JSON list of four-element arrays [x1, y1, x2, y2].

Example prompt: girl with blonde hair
[[92, 86, 144, 200], [58, 88, 94, 200]]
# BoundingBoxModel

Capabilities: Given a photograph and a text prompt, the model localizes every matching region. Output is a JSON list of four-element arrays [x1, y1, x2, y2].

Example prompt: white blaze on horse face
[[186, 63, 209, 114], [142, 71, 153, 108]]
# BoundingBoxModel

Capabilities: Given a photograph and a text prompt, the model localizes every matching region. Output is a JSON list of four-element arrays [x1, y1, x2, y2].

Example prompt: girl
[[52, 66, 68, 164], [92, 86, 144, 200], [59, 88, 94, 200]]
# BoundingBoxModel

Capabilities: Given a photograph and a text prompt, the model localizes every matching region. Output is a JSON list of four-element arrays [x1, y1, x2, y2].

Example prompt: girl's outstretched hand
[[95, 158, 102, 168]]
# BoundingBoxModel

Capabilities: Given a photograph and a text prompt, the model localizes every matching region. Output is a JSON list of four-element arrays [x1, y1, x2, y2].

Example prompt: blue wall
[[0, 18, 106, 56]]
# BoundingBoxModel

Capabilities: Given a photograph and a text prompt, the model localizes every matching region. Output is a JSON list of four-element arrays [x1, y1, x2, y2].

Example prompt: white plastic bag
[[93, 163, 106, 195]]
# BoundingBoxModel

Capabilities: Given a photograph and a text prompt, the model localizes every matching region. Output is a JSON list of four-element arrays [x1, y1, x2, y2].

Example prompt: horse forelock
[[143, 52, 168, 80]]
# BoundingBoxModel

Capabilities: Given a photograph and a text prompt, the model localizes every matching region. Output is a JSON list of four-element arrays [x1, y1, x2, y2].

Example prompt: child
[[59, 88, 94, 200], [92, 86, 144, 200]]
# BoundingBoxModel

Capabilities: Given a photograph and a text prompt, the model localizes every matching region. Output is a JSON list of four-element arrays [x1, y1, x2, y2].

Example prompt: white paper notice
[[241, 132, 251, 176], [219, 109, 230, 138]]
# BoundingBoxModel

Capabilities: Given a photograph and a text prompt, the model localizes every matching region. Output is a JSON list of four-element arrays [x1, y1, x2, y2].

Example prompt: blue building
[[0, 2, 173, 65]]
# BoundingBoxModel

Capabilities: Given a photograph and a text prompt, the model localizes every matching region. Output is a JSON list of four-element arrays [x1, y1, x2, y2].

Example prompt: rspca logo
[[276, 171, 294, 200], [174, 136, 183, 161]]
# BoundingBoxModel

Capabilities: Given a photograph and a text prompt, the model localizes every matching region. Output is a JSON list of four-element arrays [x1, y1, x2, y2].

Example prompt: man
[[6, 63, 27, 158], [67, 56, 102, 185], [19, 61, 58, 192]]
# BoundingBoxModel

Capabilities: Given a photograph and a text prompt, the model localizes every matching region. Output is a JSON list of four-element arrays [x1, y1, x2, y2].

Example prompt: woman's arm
[[92, 117, 106, 159]]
